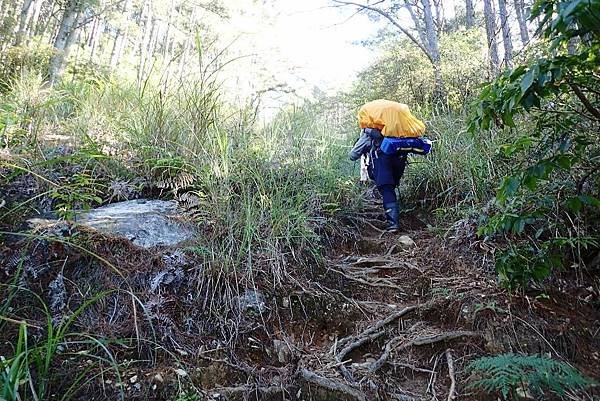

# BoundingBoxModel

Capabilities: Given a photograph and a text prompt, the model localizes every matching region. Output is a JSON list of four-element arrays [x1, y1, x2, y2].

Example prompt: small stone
[[175, 368, 187, 377], [237, 289, 266, 314], [129, 375, 138, 383], [273, 339, 293, 363], [397, 235, 416, 248], [153, 373, 164, 383]]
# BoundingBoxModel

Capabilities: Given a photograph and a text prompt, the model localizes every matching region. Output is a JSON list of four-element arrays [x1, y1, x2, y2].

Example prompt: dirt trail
[[276, 195, 598, 401], [2, 193, 598, 401], [286, 197, 487, 401]]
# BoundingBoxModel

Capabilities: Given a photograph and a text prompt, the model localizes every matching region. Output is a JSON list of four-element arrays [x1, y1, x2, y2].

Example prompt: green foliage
[[0, 286, 122, 401], [469, 0, 600, 288], [0, 71, 63, 147], [349, 29, 487, 113], [172, 391, 203, 401], [467, 354, 596, 399], [0, 43, 54, 92]]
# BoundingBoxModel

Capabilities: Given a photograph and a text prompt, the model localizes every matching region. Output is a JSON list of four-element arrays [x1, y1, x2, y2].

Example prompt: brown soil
[[0, 196, 598, 401]]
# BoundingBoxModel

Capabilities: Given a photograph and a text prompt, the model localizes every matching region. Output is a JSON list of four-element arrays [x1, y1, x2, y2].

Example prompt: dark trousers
[[368, 151, 407, 205]]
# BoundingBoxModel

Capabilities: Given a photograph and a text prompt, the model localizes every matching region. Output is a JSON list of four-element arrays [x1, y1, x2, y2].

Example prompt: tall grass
[[1, 66, 361, 292], [400, 113, 510, 214], [0, 284, 123, 401]]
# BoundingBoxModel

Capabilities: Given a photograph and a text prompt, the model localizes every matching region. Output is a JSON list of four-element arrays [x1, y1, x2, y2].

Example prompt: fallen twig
[[446, 349, 456, 401]]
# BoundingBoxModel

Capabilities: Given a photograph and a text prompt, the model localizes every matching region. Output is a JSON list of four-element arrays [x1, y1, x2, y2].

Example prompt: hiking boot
[[383, 202, 400, 233]]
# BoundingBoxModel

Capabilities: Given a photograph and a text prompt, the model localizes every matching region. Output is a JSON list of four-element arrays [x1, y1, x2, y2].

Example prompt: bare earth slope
[[1, 195, 598, 400]]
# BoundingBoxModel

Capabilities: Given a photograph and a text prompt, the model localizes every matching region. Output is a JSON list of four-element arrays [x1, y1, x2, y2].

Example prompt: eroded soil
[[1, 195, 599, 400]]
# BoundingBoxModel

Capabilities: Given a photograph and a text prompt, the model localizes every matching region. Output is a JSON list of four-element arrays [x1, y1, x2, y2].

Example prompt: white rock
[[397, 235, 416, 248]]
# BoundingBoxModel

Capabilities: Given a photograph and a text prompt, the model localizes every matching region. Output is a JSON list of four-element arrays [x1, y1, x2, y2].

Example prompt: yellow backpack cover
[[358, 99, 426, 138]]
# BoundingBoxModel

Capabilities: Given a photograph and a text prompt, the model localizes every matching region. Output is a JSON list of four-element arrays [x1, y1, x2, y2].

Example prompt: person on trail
[[348, 99, 428, 233]]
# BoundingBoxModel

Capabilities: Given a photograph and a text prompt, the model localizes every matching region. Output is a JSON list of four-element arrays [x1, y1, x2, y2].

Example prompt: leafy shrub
[[467, 354, 595, 399], [0, 43, 54, 91], [469, 0, 600, 288]]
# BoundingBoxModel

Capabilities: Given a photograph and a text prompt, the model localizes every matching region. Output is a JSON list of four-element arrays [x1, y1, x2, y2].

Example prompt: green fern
[[466, 354, 595, 399]]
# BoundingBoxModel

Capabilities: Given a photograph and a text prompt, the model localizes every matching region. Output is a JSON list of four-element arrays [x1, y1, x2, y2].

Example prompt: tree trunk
[[483, 0, 499, 75], [15, 0, 34, 45], [48, 0, 83, 85], [137, 2, 154, 84], [466, 0, 475, 28], [162, 6, 175, 60], [109, 0, 132, 69], [27, 0, 43, 38], [87, 17, 101, 62], [513, 0, 529, 45], [422, 0, 445, 102], [497, 0, 513, 67], [34, 0, 54, 37], [433, 0, 444, 34], [404, 0, 428, 51]]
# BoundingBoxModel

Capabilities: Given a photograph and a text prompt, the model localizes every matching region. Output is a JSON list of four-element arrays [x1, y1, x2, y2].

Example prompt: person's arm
[[349, 130, 372, 161]]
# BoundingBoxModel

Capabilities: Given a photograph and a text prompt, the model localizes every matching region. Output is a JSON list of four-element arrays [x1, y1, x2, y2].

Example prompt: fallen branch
[[446, 349, 456, 401], [299, 368, 367, 401], [370, 331, 479, 373], [351, 256, 393, 266]]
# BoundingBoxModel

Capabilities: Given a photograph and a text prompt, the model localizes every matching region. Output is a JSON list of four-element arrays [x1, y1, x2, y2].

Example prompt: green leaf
[[520, 68, 536, 94], [578, 195, 600, 207], [567, 197, 582, 213]]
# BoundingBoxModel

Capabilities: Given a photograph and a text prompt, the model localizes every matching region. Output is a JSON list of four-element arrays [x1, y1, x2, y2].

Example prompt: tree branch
[[332, 0, 433, 64], [571, 83, 600, 120]]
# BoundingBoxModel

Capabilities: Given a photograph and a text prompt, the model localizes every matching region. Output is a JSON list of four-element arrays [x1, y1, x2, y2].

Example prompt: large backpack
[[358, 99, 426, 138]]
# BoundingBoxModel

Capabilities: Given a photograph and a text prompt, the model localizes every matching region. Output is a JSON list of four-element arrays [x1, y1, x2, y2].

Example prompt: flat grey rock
[[74, 199, 196, 248]]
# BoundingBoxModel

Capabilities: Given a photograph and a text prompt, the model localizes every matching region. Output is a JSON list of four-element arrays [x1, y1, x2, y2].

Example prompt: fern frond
[[467, 354, 596, 399]]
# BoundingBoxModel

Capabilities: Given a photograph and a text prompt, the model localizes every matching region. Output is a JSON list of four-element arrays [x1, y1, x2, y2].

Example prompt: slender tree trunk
[[27, 0, 43, 37], [422, 0, 445, 102], [0, 0, 16, 43], [34, 0, 54, 36], [405, 0, 428, 47], [137, 2, 154, 84], [513, 0, 529, 45], [177, 7, 196, 79], [88, 17, 101, 61], [497, 0, 513, 67], [48, 0, 82, 85], [15, 0, 34, 45], [466, 0, 475, 28], [109, 0, 132, 69], [143, 18, 158, 74], [483, 0, 499, 75], [434, 0, 444, 34], [162, 6, 175, 60]]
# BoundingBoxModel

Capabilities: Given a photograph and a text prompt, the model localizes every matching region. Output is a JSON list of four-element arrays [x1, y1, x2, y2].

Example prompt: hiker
[[349, 99, 429, 233]]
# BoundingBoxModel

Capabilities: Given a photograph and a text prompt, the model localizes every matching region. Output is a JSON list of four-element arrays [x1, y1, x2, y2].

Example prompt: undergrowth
[[467, 354, 596, 400]]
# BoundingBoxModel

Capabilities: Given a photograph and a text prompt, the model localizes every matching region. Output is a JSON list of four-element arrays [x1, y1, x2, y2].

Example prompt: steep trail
[[290, 195, 487, 400], [2, 191, 598, 400]]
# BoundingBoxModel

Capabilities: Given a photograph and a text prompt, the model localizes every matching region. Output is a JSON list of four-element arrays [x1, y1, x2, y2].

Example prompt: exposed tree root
[[370, 330, 479, 373], [299, 368, 367, 401], [446, 349, 457, 401]]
